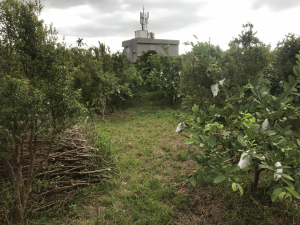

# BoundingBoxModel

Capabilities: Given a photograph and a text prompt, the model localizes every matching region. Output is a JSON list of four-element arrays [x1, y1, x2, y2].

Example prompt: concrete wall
[[135, 30, 148, 38], [122, 38, 180, 63]]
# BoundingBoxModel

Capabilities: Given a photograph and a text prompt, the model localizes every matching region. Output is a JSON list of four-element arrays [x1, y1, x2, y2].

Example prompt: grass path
[[36, 86, 300, 225], [84, 87, 193, 224], [43, 86, 195, 225]]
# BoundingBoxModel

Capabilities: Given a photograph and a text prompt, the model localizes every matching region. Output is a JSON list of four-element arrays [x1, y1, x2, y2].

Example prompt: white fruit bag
[[238, 150, 253, 169], [262, 119, 269, 131], [176, 122, 186, 133], [211, 84, 219, 97], [274, 162, 283, 181]]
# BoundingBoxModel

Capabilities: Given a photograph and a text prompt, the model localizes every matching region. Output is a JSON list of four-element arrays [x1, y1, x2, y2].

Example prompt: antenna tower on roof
[[140, 7, 149, 30]]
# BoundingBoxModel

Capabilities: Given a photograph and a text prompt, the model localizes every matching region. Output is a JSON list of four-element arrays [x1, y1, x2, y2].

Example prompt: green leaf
[[190, 176, 196, 187], [279, 192, 286, 201], [214, 175, 226, 183], [265, 130, 276, 136], [282, 157, 295, 165], [271, 188, 283, 202], [285, 125, 292, 131], [184, 139, 194, 145], [222, 130, 230, 136], [190, 155, 199, 163], [237, 135, 245, 145], [188, 144, 194, 152], [270, 111, 282, 120], [208, 134, 216, 147], [285, 187, 300, 199], [282, 96, 294, 104], [230, 165, 241, 173], [281, 177, 295, 190], [275, 173, 294, 181], [297, 139, 300, 147], [244, 113, 252, 118], [225, 165, 232, 175], [256, 112, 262, 119], [196, 173, 205, 185], [289, 115, 297, 119], [258, 164, 273, 170], [293, 65, 300, 77], [289, 75, 296, 86], [200, 135, 207, 143], [252, 154, 263, 160], [283, 82, 291, 92], [237, 184, 243, 196], [193, 134, 201, 141], [274, 166, 291, 169], [252, 124, 260, 132], [232, 182, 237, 191]]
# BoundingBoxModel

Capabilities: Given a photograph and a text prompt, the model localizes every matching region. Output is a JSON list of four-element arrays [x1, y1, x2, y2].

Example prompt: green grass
[[27, 86, 300, 225], [81, 87, 188, 224]]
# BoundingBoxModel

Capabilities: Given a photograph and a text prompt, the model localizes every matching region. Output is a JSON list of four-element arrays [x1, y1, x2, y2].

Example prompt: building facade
[[122, 35, 180, 63], [122, 8, 180, 63]]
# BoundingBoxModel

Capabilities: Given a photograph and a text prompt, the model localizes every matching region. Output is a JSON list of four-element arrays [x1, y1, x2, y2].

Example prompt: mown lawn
[[31, 86, 300, 225]]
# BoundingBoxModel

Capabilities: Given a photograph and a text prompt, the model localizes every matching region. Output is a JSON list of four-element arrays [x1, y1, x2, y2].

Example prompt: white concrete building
[[122, 8, 180, 62]]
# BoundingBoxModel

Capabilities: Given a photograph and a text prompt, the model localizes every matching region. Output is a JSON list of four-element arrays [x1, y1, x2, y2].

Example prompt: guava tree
[[147, 45, 183, 105], [180, 37, 223, 110], [69, 45, 117, 114], [135, 49, 157, 85], [178, 53, 300, 202], [0, 0, 84, 223], [111, 51, 142, 107]]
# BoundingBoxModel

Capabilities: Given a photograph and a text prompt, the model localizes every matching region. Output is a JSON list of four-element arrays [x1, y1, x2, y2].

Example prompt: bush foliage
[[179, 53, 300, 202]]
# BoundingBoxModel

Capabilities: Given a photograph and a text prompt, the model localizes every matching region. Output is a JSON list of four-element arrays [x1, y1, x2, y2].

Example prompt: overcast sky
[[36, 0, 300, 54]]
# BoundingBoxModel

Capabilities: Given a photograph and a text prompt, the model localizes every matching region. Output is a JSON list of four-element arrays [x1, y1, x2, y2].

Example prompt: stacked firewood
[[0, 125, 117, 215]]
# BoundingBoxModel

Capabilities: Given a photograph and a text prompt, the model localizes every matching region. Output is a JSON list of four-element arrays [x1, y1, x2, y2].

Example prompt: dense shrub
[[179, 38, 224, 110], [178, 53, 300, 202], [0, 0, 84, 223], [146, 45, 183, 105], [270, 33, 300, 94], [67, 42, 141, 114]]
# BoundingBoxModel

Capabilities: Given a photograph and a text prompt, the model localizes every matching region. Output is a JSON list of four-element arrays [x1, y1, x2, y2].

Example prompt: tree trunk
[[1, 134, 53, 225], [1, 157, 25, 224], [252, 166, 264, 191], [108, 101, 114, 113]]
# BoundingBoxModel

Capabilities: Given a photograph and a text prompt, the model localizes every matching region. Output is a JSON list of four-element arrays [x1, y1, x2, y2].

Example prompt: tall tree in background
[[270, 33, 300, 94], [76, 37, 84, 47], [221, 22, 271, 91]]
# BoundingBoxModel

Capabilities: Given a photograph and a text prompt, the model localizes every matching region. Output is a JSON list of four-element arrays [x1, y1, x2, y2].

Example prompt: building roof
[[122, 38, 180, 47]]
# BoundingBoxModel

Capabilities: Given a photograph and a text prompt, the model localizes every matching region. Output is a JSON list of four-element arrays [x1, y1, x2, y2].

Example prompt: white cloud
[[38, 0, 300, 54]]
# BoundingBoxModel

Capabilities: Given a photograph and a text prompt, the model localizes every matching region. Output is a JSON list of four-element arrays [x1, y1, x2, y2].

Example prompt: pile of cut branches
[[0, 125, 117, 216]]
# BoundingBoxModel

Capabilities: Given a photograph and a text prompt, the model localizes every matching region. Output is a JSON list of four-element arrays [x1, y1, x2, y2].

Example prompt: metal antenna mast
[[140, 7, 149, 30]]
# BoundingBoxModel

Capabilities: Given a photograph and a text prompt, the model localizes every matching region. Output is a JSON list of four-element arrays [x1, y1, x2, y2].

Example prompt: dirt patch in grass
[[173, 181, 300, 225]]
